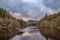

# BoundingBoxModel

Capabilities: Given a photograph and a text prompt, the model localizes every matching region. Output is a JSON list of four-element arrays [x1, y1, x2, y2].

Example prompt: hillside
[[0, 8, 27, 40], [38, 12, 60, 40]]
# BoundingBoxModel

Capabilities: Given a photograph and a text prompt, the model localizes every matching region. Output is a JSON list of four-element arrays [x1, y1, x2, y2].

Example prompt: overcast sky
[[0, 0, 60, 21]]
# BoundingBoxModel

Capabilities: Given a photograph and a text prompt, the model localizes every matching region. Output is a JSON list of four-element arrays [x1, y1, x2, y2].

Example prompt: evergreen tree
[[44, 13, 48, 18], [0, 8, 10, 18]]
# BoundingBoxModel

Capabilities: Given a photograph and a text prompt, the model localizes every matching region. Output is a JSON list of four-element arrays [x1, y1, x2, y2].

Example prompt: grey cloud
[[0, 0, 60, 20], [43, 0, 60, 10]]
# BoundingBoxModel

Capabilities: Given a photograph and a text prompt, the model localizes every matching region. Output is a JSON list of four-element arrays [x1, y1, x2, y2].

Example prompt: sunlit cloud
[[12, 12, 40, 21], [23, 0, 38, 3]]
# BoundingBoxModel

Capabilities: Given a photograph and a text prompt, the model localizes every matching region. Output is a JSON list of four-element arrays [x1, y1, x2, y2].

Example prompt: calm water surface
[[11, 26, 48, 40]]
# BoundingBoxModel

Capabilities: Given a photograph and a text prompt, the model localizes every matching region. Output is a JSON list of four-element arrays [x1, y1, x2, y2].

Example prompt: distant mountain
[[27, 20, 39, 26]]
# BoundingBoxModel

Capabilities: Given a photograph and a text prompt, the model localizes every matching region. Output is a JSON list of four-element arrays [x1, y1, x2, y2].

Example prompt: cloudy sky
[[0, 0, 60, 21]]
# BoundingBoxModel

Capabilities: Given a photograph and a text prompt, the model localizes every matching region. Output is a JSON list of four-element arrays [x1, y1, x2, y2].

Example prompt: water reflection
[[11, 26, 46, 40]]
